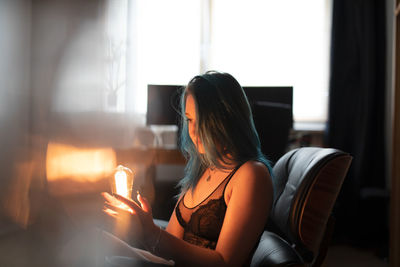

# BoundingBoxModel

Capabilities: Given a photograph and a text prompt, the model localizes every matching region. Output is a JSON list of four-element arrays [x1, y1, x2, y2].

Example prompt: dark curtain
[[326, 0, 387, 245]]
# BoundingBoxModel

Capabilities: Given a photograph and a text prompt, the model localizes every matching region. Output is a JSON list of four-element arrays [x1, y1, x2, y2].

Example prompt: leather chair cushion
[[250, 231, 304, 267]]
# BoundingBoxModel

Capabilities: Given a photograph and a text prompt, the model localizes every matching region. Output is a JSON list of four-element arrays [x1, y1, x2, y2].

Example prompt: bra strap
[[222, 163, 244, 197]]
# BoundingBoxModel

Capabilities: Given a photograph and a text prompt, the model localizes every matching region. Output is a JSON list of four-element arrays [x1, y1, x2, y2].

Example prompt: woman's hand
[[102, 192, 159, 249]]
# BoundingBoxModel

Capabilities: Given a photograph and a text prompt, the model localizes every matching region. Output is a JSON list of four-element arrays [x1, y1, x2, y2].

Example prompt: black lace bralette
[[174, 166, 240, 250]]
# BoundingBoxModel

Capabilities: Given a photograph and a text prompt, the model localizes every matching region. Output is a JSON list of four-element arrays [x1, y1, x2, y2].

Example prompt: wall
[[0, 0, 34, 229]]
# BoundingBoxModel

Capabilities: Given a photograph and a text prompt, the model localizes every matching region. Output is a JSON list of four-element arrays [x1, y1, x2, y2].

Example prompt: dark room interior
[[0, 0, 399, 266]]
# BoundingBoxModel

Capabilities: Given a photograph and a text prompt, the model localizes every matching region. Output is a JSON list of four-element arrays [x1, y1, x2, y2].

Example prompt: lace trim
[[182, 165, 241, 209]]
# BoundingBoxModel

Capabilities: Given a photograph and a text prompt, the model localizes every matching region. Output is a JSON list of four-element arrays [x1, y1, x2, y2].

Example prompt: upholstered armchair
[[250, 147, 352, 266]]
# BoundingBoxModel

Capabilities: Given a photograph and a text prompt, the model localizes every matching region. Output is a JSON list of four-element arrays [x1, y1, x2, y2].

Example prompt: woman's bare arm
[[215, 161, 273, 265], [165, 197, 184, 239]]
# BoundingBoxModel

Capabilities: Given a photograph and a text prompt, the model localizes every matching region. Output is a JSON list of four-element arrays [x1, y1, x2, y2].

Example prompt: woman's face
[[185, 93, 205, 154]]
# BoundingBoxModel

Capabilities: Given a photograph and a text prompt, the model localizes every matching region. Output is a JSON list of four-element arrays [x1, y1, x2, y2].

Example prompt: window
[[107, 0, 332, 128], [209, 0, 331, 126]]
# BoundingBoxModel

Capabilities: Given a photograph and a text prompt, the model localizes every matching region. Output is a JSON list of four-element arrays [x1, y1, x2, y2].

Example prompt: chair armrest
[[250, 231, 305, 267]]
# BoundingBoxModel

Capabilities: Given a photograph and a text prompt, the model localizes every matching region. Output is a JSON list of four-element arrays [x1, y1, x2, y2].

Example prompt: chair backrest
[[268, 147, 352, 264]]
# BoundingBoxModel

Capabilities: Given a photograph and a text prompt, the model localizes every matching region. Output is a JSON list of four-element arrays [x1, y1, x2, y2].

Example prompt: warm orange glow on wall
[[46, 142, 116, 182], [46, 142, 117, 196]]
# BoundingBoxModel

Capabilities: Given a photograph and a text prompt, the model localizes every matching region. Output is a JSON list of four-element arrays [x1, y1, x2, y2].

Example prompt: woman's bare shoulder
[[237, 160, 270, 179], [229, 160, 272, 192]]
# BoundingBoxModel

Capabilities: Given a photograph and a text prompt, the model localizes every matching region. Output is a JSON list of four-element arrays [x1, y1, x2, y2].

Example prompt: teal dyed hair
[[178, 71, 272, 194]]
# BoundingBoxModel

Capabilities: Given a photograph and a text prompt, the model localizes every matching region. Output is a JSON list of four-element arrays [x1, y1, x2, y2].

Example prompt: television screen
[[243, 86, 293, 162], [146, 84, 183, 126], [243, 86, 293, 126], [146, 85, 293, 126]]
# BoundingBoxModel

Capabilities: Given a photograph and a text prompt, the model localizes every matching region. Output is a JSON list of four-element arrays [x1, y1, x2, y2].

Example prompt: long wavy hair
[[178, 71, 272, 194]]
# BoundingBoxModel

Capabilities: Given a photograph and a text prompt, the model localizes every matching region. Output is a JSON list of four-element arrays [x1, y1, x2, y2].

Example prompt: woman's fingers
[[102, 192, 152, 222], [104, 202, 134, 215], [113, 193, 145, 216], [103, 192, 140, 212], [102, 192, 143, 217], [103, 208, 118, 218], [137, 192, 151, 213], [102, 192, 121, 206]]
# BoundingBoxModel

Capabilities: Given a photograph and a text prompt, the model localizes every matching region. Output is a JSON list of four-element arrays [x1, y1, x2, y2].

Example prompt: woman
[[103, 71, 273, 266]]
